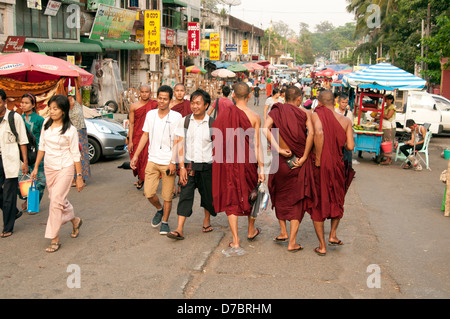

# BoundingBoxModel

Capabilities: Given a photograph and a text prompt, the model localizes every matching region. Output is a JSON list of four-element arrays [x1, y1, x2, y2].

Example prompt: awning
[[24, 40, 102, 53], [81, 38, 144, 50], [162, 0, 188, 7]]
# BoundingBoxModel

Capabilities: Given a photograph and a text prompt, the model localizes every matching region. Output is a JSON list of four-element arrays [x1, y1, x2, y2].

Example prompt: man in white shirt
[[167, 89, 216, 240], [0, 89, 29, 238], [131, 85, 182, 235]]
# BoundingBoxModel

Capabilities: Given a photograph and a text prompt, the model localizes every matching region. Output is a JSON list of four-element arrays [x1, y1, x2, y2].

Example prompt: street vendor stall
[[352, 84, 395, 156]]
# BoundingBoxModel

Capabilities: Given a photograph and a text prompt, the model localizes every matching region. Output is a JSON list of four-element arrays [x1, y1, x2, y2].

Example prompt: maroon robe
[[171, 99, 192, 117], [268, 103, 317, 221], [212, 103, 258, 216], [129, 100, 157, 181], [310, 105, 350, 222]]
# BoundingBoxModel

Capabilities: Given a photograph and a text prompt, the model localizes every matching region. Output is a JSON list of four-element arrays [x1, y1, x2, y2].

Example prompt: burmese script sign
[[144, 11, 161, 55], [209, 33, 220, 61], [187, 22, 200, 56], [89, 5, 136, 41]]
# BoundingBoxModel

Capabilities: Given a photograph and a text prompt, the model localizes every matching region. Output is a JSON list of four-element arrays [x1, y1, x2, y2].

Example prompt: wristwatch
[[170, 161, 176, 165], [76, 173, 82, 177]]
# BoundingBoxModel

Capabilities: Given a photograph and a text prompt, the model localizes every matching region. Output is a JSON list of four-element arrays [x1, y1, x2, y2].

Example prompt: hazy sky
[[219, 0, 355, 33]]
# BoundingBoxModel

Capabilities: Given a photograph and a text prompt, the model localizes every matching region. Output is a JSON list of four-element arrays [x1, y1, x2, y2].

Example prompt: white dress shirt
[[175, 114, 213, 163], [0, 110, 29, 178], [39, 122, 81, 170]]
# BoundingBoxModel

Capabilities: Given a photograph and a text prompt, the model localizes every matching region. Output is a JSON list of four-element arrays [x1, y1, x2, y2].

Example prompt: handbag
[[27, 180, 40, 214]]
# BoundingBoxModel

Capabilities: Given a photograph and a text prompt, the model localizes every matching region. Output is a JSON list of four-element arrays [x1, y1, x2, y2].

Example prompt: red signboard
[[2, 37, 26, 53], [187, 22, 200, 56], [166, 29, 175, 48]]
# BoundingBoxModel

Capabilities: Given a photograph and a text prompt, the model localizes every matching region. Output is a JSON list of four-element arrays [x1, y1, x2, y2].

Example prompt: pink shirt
[[39, 123, 81, 170]]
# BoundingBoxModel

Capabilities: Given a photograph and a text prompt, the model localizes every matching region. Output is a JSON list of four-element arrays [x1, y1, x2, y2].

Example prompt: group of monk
[[127, 81, 355, 257]]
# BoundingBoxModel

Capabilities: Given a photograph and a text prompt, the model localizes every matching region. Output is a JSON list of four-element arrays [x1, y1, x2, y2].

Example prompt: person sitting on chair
[[399, 119, 427, 169]]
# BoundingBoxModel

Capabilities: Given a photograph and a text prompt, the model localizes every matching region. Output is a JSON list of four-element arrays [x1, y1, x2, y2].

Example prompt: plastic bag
[[18, 174, 32, 198], [250, 182, 270, 219], [27, 180, 40, 214]]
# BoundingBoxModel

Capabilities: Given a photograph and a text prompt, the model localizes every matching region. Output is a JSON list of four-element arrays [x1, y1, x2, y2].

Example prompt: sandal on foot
[[167, 231, 184, 240], [247, 227, 261, 241], [328, 240, 344, 246], [136, 180, 144, 190], [1, 231, 13, 238], [46, 243, 61, 253], [71, 218, 83, 238], [202, 225, 213, 233], [314, 247, 326, 256], [288, 245, 304, 253], [273, 236, 288, 242]]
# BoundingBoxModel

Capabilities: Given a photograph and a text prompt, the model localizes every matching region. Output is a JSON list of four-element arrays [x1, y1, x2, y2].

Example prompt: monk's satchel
[[286, 155, 299, 169]]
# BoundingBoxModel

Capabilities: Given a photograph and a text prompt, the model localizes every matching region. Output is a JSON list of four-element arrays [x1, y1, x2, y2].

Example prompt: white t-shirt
[[142, 109, 182, 165]]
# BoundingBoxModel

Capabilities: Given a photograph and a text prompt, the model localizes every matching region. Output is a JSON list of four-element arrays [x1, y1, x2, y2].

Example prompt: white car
[[431, 94, 450, 131], [394, 91, 443, 134]]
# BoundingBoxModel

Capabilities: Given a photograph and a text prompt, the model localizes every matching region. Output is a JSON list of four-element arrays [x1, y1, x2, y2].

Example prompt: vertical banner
[[144, 11, 161, 55], [187, 22, 200, 56], [242, 40, 249, 54], [166, 29, 175, 48], [209, 33, 220, 61]]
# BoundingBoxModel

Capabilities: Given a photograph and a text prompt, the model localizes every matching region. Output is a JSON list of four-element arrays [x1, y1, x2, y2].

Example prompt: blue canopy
[[343, 63, 426, 90]]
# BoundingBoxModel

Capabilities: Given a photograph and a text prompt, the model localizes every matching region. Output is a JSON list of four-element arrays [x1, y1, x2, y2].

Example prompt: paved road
[[1, 96, 449, 300]]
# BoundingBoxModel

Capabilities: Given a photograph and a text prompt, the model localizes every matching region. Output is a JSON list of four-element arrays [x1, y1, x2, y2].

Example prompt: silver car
[[85, 117, 128, 164]]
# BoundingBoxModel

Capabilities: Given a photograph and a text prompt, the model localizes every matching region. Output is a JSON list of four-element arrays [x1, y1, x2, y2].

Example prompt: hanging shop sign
[[87, 0, 116, 10], [2, 37, 26, 54], [89, 5, 136, 41], [242, 40, 249, 54], [187, 22, 200, 56], [225, 44, 237, 52], [166, 29, 175, 48], [144, 10, 161, 55], [27, 0, 42, 10], [44, 0, 62, 16], [209, 33, 220, 61]]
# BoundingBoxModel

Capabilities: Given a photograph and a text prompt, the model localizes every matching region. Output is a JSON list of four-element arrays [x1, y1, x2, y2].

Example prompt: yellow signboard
[[209, 33, 220, 61], [144, 11, 160, 55], [242, 40, 249, 54], [200, 39, 209, 51]]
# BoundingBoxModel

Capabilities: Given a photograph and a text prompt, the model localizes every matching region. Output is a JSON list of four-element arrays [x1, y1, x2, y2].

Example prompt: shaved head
[[318, 90, 335, 107], [233, 82, 250, 100], [285, 85, 302, 104]]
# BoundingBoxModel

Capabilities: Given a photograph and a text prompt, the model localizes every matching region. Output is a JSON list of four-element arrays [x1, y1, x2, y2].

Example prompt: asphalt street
[[1, 96, 449, 300]]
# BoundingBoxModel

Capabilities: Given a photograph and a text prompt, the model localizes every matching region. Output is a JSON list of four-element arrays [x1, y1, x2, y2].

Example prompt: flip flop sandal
[[314, 247, 326, 256], [247, 227, 261, 241], [46, 243, 61, 253], [1, 231, 13, 238], [288, 245, 304, 253], [71, 218, 83, 238], [136, 181, 144, 190], [273, 236, 288, 242], [328, 240, 344, 246], [167, 231, 184, 240], [202, 225, 213, 233]]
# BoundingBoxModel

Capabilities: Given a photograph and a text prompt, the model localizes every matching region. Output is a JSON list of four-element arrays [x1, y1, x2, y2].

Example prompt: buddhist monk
[[310, 90, 355, 256], [128, 84, 158, 189], [212, 82, 265, 251], [170, 83, 192, 117], [263, 86, 316, 252]]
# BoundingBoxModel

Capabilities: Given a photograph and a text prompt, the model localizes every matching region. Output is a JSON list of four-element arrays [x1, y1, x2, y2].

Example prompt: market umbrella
[[0, 50, 93, 85], [186, 65, 206, 74], [342, 62, 426, 90], [316, 68, 337, 77], [244, 62, 264, 71], [227, 64, 248, 72], [211, 69, 236, 78]]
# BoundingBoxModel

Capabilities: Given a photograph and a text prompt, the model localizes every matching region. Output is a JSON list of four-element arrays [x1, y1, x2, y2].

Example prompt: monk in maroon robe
[[212, 82, 265, 250], [310, 90, 355, 256], [170, 83, 192, 117], [128, 85, 158, 188], [263, 86, 316, 252]]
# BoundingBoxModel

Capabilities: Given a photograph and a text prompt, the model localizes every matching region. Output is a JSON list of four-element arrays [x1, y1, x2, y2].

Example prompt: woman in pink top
[[31, 95, 84, 253]]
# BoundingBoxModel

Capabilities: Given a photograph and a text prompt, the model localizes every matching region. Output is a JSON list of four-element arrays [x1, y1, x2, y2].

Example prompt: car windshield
[[433, 97, 450, 111]]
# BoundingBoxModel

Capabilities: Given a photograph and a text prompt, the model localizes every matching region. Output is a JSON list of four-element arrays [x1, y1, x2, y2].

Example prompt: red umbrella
[[316, 68, 336, 77], [0, 51, 93, 85]]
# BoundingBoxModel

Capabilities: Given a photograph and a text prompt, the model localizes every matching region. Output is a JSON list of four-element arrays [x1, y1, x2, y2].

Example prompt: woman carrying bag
[[31, 95, 84, 253]]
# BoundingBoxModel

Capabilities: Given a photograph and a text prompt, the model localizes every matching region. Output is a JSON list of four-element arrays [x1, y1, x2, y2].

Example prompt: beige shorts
[[144, 161, 175, 202]]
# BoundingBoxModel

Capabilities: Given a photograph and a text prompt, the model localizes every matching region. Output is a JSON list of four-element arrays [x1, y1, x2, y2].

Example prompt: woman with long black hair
[[31, 95, 84, 253]]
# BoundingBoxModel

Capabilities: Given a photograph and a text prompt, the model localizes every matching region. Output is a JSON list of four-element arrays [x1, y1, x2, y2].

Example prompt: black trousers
[[400, 143, 423, 164], [177, 163, 216, 218], [0, 157, 19, 233]]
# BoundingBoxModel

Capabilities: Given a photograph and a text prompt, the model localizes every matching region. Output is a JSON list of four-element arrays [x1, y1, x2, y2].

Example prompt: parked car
[[394, 91, 444, 134], [431, 94, 450, 131], [85, 117, 128, 164]]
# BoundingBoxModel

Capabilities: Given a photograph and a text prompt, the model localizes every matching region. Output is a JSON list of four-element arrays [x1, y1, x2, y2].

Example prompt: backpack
[[8, 111, 37, 166], [183, 113, 215, 138]]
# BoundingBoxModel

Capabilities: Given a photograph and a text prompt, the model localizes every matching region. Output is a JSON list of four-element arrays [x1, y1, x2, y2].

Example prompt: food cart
[[352, 84, 395, 156]]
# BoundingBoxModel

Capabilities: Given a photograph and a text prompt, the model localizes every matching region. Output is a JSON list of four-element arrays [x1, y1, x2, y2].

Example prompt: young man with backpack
[[167, 89, 216, 240], [0, 89, 29, 238]]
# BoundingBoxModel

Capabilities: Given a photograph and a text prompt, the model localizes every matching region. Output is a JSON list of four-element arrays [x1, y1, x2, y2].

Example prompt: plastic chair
[[394, 130, 432, 169]]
